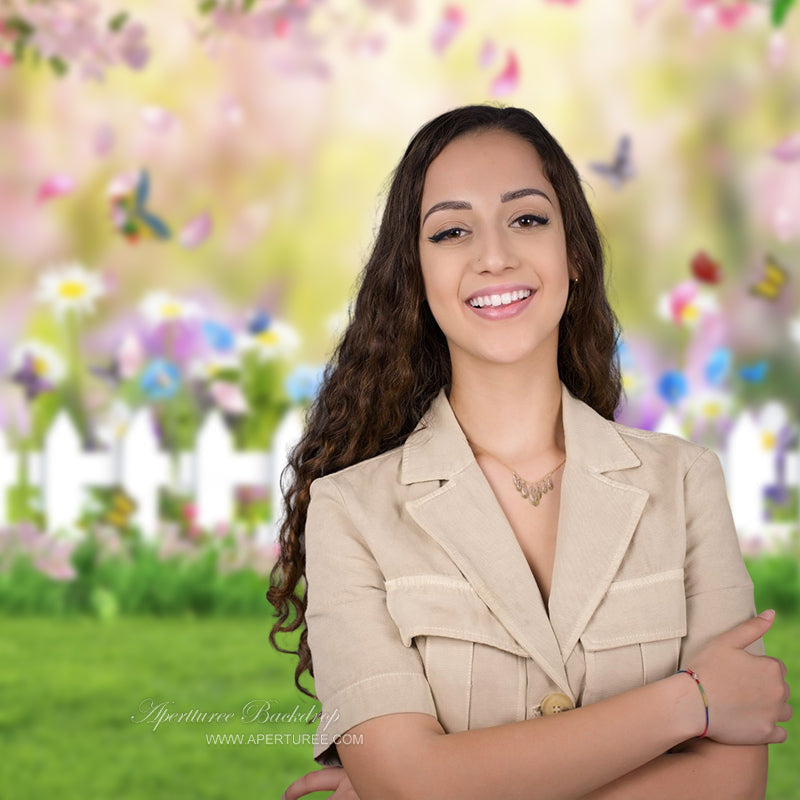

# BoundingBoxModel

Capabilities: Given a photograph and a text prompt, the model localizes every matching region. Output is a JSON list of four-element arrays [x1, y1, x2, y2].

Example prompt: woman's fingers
[[283, 767, 348, 800]]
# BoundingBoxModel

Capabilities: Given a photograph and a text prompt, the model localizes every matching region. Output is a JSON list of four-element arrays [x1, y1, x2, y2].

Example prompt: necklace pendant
[[510, 462, 564, 509]]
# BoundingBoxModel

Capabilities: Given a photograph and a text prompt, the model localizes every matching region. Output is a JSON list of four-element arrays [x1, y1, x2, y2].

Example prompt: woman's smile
[[465, 286, 536, 320]]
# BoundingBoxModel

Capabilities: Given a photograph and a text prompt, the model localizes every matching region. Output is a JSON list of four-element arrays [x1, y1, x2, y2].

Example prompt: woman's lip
[[465, 291, 535, 320]]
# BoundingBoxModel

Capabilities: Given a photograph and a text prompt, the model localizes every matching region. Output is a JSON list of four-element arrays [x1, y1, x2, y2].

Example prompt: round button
[[540, 692, 575, 716]]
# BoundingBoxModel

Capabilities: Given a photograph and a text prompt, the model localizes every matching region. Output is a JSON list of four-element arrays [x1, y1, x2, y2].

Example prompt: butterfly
[[589, 135, 635, 188], [104, 486, 138, 529], [749, 254, 788, 302], [247, 309, 271, 335], [738, 361, 768, 383], [691, 250, 722, 284], [108, 169, 171, 242], [11, 352, 53, 401]]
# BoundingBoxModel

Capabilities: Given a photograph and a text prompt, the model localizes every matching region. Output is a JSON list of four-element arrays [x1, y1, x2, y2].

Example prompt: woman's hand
[[282, 766, 360, 800], [684, 610, 792, 745]]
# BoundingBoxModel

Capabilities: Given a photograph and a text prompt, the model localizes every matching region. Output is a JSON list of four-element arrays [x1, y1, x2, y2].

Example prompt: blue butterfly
[[738, 361, 768, 383], [589, 135, 635, 189], [247, 309, 272, 335]]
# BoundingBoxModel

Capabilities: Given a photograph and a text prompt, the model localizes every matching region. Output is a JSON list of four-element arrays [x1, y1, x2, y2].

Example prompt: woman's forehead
[[420, 130, 555, 207]]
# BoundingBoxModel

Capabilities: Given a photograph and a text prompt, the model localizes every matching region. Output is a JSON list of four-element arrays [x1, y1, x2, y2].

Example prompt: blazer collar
[[400, 381, 649, 700]]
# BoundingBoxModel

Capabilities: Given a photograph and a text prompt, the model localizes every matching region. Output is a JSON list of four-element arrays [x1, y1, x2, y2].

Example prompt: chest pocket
[[385, 575, 529, 734], [580, 568, 687, 705]]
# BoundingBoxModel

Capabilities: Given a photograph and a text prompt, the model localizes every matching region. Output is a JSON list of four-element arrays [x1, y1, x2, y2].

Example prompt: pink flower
[[180, 212, 213, 249], [753, 160, 800, 241], [770, 132, 800, 163], [36, 174, 76, 204], [431, 5, 464, 54], [209, 380, 249, 415], [490, 50, 519, 97], [685, 0, 750, 33]]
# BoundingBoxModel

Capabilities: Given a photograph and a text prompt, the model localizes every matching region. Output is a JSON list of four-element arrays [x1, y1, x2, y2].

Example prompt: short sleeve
[[304, 476, 438, 767], [678, 447, 765, 671]]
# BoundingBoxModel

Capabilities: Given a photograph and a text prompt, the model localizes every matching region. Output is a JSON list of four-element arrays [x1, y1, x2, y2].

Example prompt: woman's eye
[[513, 213, 549, 228], [428, 227, 466, 243]]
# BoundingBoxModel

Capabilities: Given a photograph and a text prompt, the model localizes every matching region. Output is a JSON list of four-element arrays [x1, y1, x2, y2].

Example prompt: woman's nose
[[474, 227, 519, 272]]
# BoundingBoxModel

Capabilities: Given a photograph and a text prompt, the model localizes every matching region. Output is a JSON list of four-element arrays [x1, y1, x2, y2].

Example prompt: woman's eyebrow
[[422, 188, 553, 225], [500, 187, 553, 206], [421, 200, 471, 225]]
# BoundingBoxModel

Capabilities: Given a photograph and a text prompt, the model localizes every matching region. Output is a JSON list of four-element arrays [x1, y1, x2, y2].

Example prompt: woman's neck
[[447, 367, 565, 470]]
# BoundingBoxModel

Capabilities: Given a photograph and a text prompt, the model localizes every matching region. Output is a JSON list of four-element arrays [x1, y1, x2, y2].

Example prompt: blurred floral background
[[1, 1, 799, 798]]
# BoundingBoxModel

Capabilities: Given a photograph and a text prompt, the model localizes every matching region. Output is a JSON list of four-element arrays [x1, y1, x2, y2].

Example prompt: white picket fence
[[0, 406, 305, 543], [656, 400, 798, 550], [0, 401, 797, 548]]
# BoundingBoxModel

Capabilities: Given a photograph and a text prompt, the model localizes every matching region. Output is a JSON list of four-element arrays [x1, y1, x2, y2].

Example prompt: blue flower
[[140, 359, 181, 400], [285, 364, 324, 405], [202, 319, 235, 352], [657, 370, 688, 405], [704, 347, 731, 387]]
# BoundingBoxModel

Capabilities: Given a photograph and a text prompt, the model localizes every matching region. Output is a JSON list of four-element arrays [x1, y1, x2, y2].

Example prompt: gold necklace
[[469, 441, 566, 508]]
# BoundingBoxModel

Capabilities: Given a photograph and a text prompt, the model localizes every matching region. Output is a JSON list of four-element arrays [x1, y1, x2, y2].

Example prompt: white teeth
[[468, 288, 532, 309]]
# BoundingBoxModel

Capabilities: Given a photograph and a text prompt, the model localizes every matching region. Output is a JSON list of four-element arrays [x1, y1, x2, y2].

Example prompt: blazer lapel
[[400, 381, 649, 696], [547, 384, 650, 662]]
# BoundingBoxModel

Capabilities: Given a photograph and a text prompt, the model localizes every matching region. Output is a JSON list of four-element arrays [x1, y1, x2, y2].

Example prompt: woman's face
[[418, 129, 574, 372]]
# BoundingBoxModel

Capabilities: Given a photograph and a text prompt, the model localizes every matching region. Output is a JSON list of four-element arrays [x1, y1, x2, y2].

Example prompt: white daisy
[[10, 339, 67, 383], [186, 352, 241, 381], [35, 261, 106, 320], [685, 388, 733, 424], [237, 318, 301, 361], [95, 400, 134, 447], [758, 403, 790, 451], [139, 290, 202, 326]]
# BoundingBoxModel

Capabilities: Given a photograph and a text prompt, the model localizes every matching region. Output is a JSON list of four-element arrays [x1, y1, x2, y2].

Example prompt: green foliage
[[0, 527, 276, 617], [772, 0, 797, 27], [234, 354, 291, 449], [27, 390, 62, 449], [746, 551, 800, 615], [108, 11, 129, 32]]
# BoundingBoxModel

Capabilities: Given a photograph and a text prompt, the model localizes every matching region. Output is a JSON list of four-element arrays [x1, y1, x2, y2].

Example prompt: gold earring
[[566, 277, 578, 313]]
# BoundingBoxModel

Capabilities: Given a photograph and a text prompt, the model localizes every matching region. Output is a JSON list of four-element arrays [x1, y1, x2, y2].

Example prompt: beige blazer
[[304, 381, 764, 767]]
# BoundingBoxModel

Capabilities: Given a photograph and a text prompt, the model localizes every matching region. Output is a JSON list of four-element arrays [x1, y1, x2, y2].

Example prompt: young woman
[[269, 104, 791, 800]]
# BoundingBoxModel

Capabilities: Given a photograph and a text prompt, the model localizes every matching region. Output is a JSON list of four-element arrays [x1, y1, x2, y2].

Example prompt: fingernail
[[759, 609, 776, 619]]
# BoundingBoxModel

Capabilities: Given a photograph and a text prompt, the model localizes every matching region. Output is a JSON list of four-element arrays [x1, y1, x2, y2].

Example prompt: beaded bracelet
[[676, 668, 709, 739]]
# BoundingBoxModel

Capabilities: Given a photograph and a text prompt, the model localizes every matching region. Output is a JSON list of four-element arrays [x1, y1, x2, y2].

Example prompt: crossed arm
[[284, 728, 767, 800], [578, 738, 767, 800]]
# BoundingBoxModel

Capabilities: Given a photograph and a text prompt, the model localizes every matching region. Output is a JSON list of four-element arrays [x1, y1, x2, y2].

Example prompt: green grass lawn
[[0, 613, 797, 799]]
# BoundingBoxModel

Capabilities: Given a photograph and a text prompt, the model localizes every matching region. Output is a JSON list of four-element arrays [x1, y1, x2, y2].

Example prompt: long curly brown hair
[[266, 103, 623, 699]]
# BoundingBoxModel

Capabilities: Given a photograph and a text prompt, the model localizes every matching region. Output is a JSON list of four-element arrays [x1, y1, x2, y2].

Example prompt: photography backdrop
[[1, 1, 799, 798]]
